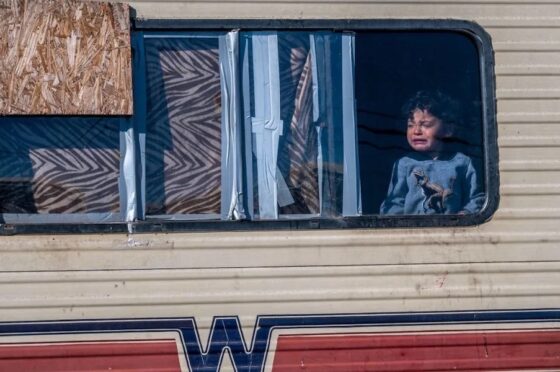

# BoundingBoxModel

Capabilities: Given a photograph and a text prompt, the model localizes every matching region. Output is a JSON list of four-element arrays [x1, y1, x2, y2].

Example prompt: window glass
[[242, 31, 359, 220], [276, 33, 320, 216], [0, 117, 120, 215], [355, 31, 485, 216], [144, 36, 222, 216]]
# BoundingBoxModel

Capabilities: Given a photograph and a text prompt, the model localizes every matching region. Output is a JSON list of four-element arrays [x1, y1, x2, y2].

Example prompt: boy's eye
[[408, 121, 436, 129]]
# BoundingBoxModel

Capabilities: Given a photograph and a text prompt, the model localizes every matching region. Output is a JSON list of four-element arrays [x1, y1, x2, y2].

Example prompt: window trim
[[0, 19, 498, 234]]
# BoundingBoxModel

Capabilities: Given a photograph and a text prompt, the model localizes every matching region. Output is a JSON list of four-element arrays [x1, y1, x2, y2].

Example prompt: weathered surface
[[0, 0, 132, 115]]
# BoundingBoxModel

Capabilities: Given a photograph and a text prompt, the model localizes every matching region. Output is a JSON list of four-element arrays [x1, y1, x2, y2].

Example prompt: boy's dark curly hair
[[401, 90, 461, 134]]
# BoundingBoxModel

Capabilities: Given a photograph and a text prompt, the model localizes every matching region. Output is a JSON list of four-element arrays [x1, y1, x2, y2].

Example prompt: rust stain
[[435, 270, 449, 288]]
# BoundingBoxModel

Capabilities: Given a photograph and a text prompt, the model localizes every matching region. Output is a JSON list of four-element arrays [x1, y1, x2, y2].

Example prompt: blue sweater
[[380, 152, 485, 215]]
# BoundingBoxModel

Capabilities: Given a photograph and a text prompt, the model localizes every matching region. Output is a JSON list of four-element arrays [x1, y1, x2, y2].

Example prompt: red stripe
[[272, 330, 560, 371], [0, 340, 182, 371]]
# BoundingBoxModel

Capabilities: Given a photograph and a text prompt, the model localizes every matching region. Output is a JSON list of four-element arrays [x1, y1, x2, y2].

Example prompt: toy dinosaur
[[412, 169, 454, 213]]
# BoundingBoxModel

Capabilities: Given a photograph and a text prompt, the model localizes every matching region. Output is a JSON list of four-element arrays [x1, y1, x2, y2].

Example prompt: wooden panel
[[0, 0, 132, 115]]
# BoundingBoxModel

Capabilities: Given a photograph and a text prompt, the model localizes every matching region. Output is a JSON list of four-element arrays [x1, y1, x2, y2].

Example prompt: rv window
[[0, 21, 498, 232], [135, 25, 497, 225], [240, 29, 491, 221]]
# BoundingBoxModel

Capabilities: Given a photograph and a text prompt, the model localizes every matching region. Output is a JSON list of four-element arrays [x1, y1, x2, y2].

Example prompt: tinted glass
[[243, 31, 350, 219], [144, 37, 222, 215], [0, 117, 120, 214], [355, 31, 485, 215]]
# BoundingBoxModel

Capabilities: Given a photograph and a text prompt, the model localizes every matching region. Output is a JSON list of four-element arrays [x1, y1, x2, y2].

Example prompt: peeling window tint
[[242, 31, 359, 220], [276, 33, 320, 216]]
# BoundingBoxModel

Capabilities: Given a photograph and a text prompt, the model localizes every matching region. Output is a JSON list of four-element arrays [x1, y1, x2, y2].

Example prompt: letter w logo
[[180, 317, 268, 372]]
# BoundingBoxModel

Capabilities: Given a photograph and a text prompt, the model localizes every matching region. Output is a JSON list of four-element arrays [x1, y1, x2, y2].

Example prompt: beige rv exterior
[[0, 0, 559, 370]]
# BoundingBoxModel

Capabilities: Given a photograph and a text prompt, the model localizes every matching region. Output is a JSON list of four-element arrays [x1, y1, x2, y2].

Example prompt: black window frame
[[0, 19, 498, 235]]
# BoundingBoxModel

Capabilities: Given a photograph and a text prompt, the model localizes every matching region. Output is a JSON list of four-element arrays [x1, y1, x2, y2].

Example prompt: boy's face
[[406, 109, 448, 156]]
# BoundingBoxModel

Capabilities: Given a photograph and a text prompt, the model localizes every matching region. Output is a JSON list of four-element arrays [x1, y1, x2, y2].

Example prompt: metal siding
[[2, 1, 560, 370]]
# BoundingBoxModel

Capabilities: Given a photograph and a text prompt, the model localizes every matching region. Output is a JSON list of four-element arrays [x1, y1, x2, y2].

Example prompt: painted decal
[[272, 331, 560, 371], [0, 340, 182, 371], [0, 310, 559, 371]]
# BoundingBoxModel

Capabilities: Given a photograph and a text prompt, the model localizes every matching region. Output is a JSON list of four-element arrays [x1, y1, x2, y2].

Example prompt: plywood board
[[0, 0, 132, 115]]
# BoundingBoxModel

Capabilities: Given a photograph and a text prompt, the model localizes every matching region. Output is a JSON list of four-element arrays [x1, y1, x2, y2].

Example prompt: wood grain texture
[[0, 0, 132, 115]]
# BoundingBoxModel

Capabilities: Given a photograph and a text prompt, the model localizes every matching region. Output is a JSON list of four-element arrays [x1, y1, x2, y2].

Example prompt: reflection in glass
[[242, 31, 358, 219], [144, 37, 222, 215], [0, 117, 120, 214]]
